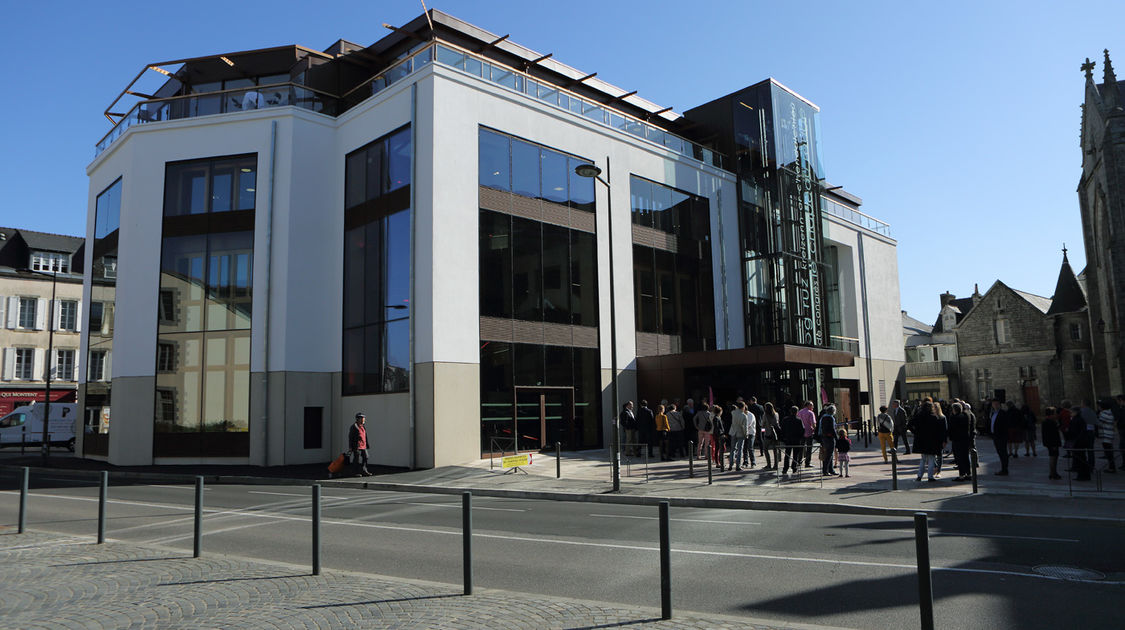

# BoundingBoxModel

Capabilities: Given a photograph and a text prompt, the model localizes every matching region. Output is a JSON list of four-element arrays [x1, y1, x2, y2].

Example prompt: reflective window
[[512, 217, 543, 321], [479, 210, 513, 318], [156, 156, 256, 451], [479, 130, 511, 191], [511, 140, 540, 199], [343, 126, 412, 395], [630, 176, 715, 351], [568, 157, 595, 213], [541, 150, 568, 204]]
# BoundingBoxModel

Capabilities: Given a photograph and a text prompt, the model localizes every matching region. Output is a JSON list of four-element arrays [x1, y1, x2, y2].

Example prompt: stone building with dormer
[[955, 252, 1093, 411]]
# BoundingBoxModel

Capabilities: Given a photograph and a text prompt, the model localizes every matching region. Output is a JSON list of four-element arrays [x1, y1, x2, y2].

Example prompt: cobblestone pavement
[[0, 531, 817, 630]]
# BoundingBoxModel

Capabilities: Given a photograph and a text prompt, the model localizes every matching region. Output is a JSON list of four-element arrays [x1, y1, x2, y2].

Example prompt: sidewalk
[[4, 435, 1124, 523], [0, 531, 822, 630]]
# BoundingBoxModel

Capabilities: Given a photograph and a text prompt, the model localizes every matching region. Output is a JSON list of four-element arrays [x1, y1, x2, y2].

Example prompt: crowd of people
[[615, 393, 1125, 484], [878, 395, 1125, 482], [617, 397, 856, 478]]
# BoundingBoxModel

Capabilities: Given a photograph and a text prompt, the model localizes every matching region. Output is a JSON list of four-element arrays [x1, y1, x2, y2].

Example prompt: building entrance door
[[514, 386, 575, 452], [1022, 385, 1041, 416]]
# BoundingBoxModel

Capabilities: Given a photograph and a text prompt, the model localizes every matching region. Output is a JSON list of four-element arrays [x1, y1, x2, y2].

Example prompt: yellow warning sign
[[501, 453, 533, 469]]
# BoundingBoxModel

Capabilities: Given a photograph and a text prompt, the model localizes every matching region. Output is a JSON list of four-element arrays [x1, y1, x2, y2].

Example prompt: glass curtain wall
[[155, 155, 256, 457], [629, 176, 716, 352], [343, 126, 412, 395], [84, 178, 121, 455], [734, 83, 828, 349], [477, 128, 600, 452]]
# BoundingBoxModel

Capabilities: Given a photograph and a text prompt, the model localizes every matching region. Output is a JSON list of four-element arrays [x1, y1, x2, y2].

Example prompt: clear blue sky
[[2, 0, 1121, 322]]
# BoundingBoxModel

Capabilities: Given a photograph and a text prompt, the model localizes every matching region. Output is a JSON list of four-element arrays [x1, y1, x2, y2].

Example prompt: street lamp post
[[21, 267, 57, 461], [574, 159, 620, 492]]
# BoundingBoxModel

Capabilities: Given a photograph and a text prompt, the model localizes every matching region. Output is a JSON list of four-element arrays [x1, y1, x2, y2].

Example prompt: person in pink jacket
[[797, 401, 817, 468]]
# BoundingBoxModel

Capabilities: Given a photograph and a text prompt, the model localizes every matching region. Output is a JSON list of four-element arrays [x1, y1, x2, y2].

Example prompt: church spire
[[1104, 49, 1120, 108], [1047, 246, 1087, 315]]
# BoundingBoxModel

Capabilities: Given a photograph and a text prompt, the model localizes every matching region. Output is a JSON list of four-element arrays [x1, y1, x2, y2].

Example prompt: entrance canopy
[[637, 344, 854, 408]]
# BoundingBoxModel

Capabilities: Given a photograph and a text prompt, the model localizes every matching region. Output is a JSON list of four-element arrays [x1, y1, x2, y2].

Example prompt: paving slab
[[0, 531, 843, 630]]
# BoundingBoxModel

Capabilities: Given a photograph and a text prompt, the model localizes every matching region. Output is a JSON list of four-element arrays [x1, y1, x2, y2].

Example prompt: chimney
[[972, 283, 982, 305], [940, 291, 956, 308]]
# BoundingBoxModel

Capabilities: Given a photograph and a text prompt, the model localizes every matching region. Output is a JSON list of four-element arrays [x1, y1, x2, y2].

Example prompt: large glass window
[[478, 127, 595, 211], [477, 128, 602, 453], [156, 156, 255, 454], [343, 126, 412, 396], [85, 178, 120, 453], [480, 210, 597, 327], [732, 82, 828, 348], [629, 177, 715, 351]]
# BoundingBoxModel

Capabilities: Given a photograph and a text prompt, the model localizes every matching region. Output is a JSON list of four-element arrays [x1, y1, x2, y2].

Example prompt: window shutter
[[51, 299, 60, 331], [35, 298, 47, 330], [33, 348, 44, 380], [50, 349, 59, 381], [105, 351, 112, 382], [0, 295, 5, 327], [1, 348, 12, 381], [75, 301, 82, 333], [5, 297, 16, 329], [74, 350, 81, 384]]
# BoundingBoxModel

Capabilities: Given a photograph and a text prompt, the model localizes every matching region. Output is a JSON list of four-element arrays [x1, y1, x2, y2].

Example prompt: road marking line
[[404, 502, 526, 512], [248, 491, 350, 499], [144, 485, 208, 491], [131, 510, 1123, 586], [590, 513, 761, 525]]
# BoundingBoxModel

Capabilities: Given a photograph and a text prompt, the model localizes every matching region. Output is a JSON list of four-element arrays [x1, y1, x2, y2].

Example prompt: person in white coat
[[728, 402, 749, 471]]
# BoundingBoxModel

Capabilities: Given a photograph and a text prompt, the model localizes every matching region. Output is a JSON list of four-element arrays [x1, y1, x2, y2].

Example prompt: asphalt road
[[1, 475, 1121, 629]]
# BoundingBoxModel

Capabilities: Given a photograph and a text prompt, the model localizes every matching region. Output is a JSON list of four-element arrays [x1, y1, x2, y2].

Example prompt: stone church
[[955, 251, 1092, 411], [1078, 50, 1125, 395]]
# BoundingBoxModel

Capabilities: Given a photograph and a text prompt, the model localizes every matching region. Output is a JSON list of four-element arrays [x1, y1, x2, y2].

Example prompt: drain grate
[[1032, 565, 1105, 581]]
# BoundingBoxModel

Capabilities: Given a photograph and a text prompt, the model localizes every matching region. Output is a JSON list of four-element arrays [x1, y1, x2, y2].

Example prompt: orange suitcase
[[327, 453, 348, 474]]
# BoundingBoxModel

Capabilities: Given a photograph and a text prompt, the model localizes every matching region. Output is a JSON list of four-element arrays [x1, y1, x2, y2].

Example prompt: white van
[[0, 403, 77, 451]]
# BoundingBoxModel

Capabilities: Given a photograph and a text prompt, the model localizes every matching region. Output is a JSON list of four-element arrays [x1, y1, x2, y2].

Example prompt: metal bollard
[[193, 476, 203, 558], [688, 442, 695, 478], [18, 467, 28, 534], [969, 448, 979, 494], [707, 443, 713, 485], [611, 423, 621, 493], [658, 501, 671, 620], [914, 512, 935, 630], [312, 484, 321, 575], [97, 471, 108, 544], [891, 449, 899, 490], [462, 491, 473, 595], [556, 442, 561, 479]]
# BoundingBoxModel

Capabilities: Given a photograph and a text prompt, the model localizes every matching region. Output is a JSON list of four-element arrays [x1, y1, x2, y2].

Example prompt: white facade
[[822, 197, 904, 417], [82, 40, 737, 468]]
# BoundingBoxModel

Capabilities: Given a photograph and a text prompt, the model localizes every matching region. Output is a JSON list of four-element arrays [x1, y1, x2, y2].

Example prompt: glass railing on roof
[[95, 83, 340, 157], [97, 41, 730, 173], [430, 44, 727, 171], [821, 196, 891, 237]]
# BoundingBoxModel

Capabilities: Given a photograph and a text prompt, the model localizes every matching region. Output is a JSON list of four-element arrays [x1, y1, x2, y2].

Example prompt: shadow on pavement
[[160, 574, 308, 586], [301, 593, 462, 608]]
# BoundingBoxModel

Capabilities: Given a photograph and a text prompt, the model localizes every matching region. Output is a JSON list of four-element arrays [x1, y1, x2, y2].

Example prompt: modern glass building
[[79, 10, 900, 467]]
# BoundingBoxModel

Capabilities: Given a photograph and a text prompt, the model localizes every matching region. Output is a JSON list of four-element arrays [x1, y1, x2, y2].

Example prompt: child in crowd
[[835, 429, 852, 477]]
